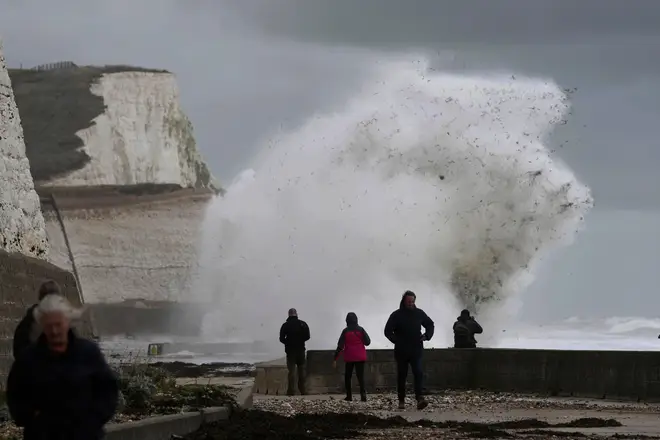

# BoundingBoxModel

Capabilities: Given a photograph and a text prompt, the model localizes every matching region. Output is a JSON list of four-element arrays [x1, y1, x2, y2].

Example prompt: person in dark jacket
[[384, 290, 434, 410], [279, 308, 311, 395], [332, 312, 371, 402], [7, 294, 119, 440], [453, 309, 483, 348], [12, 280, 63, 359]]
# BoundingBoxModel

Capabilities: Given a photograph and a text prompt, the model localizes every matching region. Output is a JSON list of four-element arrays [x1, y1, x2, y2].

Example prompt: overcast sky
[[2, 0, 660, 321]]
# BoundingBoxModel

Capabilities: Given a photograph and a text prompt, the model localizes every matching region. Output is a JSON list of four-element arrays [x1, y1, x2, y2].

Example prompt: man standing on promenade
[[384, 290, 435, 410], [279, 308, 311, 395]]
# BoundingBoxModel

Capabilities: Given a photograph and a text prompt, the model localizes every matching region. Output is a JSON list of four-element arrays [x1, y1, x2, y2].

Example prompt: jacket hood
[[457, 309, 471, 321], [286, 315, 299, 322], [345, 312, 358, 326]]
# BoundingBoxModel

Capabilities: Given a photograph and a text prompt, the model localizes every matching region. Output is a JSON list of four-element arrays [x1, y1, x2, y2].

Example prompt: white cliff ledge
[[9, 65, 215, 189], [0, 40, 49, 258]]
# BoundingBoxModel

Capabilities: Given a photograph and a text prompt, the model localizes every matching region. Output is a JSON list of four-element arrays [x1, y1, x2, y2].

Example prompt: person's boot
[[398, 400, 405, 410], [344, 394, 352, 401], [416, 397, 428, 410], [360, 392, 367, 402]]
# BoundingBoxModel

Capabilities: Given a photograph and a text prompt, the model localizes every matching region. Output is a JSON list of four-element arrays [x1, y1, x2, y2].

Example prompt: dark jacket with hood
[[384, 296, 435, 357], [13, 304, 40, 360], [279, 316, 311, 355], [7, 330, 119, 440], [334, 313, 371, 362], [453, 315, 483, 348]]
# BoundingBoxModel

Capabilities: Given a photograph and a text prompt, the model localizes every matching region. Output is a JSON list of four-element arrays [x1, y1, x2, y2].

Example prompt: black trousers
[[344, 361, 366, 397], [395, 352, 423, 401], [286, 350, 306, 395]]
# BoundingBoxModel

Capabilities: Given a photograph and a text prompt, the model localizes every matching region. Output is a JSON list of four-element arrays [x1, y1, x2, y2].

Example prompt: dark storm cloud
[[231, 0, 660, 47]]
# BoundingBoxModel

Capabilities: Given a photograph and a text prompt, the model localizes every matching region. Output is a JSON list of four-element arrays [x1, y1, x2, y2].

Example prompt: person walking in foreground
[[332, 312, 371, 402], [12, 279, 63, 359], [7, 294, 119, 440], [453, 309, 483, 348], [279, 308, 311, 395], [384, 290, 435, 410]]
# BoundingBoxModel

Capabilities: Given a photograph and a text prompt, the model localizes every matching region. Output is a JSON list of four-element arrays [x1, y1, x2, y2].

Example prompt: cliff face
[[0, 41, 48, 258], [9, 66, 214, 189], [6, 61, 219, 305]]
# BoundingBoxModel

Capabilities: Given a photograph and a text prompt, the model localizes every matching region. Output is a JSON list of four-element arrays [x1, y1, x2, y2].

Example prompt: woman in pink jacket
[[333, 312, 372, 401]]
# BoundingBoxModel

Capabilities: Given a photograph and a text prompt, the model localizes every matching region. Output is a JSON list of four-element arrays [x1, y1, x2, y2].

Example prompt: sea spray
[[194, 57, 593, 349]]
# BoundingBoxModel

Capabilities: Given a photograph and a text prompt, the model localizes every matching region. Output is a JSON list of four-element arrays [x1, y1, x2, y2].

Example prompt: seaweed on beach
[[186, 410, 400, 440], [113, 363, 237, 416], [186, 409, 624, 440]]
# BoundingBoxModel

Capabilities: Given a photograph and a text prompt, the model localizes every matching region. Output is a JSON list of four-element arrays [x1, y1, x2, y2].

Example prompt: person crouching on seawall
[[453, 309, 483, 348], [6, 294, 119, 440], [332, 312, 372, 402], [384, 290, 435, 410]]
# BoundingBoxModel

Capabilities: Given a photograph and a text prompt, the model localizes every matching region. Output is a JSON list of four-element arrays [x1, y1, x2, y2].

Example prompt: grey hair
[[33, 294, 83, 323]]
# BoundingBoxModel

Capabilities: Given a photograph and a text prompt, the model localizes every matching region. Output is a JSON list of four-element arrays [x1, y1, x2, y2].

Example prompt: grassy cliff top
[[8, 64, 198, 185], [8, 64, 170, 77]]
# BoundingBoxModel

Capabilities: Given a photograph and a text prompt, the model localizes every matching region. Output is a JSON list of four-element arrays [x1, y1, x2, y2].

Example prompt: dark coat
[[279, 316, 311, 355], [453, 317, 483, 348], [384, 297, 435, 358], [6, 331, 119, 440], [12, 304, 39, 359]]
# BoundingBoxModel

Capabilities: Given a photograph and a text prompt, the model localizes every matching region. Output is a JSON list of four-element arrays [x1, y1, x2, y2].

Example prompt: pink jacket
[[334, 313, 372, 363]]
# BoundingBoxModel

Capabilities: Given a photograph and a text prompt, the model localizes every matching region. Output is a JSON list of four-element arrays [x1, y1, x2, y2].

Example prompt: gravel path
[[254, 390, 660, 416], [240, 391, 660, 440]]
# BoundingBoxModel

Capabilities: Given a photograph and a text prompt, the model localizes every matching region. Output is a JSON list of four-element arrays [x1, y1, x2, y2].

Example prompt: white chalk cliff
[[5, 62, 218, 303], [0, 41, 48, 258], [41, 71, 213, 188]]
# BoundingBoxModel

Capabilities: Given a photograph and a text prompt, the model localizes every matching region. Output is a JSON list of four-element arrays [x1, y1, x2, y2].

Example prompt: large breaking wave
[[194, 57, 593, 348]]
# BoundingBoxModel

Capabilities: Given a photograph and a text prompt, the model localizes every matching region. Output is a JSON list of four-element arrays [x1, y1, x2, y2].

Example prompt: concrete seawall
[[255, 348, 660, 401]]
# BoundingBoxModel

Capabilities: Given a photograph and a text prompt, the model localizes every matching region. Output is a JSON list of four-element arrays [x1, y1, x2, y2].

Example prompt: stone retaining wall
[[255, 348, 660, 401]]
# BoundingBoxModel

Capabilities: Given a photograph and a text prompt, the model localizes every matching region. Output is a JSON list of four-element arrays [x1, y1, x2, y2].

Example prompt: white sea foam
[[194, 56, 593, 349]]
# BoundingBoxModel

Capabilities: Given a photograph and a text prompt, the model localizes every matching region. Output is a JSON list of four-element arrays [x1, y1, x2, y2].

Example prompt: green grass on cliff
[[8, 65, 170, 183]]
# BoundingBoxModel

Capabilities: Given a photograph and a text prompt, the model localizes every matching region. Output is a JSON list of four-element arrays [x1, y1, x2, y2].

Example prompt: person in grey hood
[[384, 290, 434, 410]]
